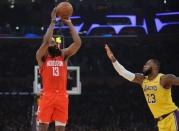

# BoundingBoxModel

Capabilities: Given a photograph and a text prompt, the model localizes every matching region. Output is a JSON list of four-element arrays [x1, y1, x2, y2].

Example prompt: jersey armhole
[[39, 56, 48, 74], [159, 74, 171, 90]]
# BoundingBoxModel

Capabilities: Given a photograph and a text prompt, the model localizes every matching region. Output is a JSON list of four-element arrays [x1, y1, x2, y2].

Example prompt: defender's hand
[[105, 44, 116, 63], [51, 7, 57, 20]]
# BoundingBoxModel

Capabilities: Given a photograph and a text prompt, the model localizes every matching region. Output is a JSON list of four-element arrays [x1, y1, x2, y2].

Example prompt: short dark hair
[[151, 59, 160, 69]]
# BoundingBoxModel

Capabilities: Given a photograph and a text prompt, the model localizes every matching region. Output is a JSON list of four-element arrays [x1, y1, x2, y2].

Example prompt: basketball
[[56, 2, 73, 19]]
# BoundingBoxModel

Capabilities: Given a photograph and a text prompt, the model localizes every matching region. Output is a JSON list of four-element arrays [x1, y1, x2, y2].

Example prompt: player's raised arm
[[62, 19, 81, 58], [161, 74, 179, 88], [36, 7, 57, 67], [105, 44, 144, 85]]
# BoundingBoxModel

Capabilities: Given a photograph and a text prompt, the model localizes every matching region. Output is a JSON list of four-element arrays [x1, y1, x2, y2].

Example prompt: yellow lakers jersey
[[142, 73, 178, 118]]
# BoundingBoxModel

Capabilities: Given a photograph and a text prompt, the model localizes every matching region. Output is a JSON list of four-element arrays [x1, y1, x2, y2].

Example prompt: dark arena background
[[0, 0, 179, 131]]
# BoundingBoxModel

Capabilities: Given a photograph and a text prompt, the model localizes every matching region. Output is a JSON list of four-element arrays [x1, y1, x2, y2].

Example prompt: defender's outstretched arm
[[105, 44, 144, 85]]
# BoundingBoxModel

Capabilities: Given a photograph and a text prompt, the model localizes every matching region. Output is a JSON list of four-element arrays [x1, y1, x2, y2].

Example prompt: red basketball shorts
[[36, 93, 68, 124]]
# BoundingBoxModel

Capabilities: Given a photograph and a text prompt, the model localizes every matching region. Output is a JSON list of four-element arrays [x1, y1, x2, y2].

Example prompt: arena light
[[24, 33, 40, 38], [54, 23, 84, 33], [15, 26, 19, 30], [106, 15, 136, 25], [56, 16, 81, 21], [70, 16, 81, 19], [10, 4, 15, 8], [87, 15, 148, 34], [155, 18, 179, 32], [9, 0, 15, 9], [41, 26, 44, 31], [53, 13, 179, 35], [163, 0, 167, 4], [156, 12, 179, 16]]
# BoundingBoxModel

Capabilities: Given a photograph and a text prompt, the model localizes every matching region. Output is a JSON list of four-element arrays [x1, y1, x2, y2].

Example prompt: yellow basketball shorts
[[157, 110, 179, 131]]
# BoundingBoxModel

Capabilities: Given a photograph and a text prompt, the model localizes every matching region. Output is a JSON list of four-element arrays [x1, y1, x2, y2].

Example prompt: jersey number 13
[[52, 67, 60, 76], [146, 94, 156, 103]]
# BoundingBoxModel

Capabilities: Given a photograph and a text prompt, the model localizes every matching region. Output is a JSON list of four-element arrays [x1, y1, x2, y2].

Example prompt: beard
[[48, 46, 61, 58], [143, 68, 152, 76]]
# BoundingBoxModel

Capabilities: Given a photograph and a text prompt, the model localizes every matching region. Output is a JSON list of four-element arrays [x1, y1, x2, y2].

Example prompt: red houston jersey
[[40, 56, 67, 95]]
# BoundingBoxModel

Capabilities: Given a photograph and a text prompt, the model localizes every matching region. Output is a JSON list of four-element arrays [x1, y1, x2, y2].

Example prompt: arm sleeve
[[112, 61, 135, 81]]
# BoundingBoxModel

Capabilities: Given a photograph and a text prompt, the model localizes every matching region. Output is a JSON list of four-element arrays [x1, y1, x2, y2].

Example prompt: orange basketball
[[56, 2, 73, 19]]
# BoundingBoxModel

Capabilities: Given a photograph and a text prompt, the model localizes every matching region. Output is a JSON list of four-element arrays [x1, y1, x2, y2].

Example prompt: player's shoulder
[[160, 73, 176, 80], [160, 73, 176, 88]]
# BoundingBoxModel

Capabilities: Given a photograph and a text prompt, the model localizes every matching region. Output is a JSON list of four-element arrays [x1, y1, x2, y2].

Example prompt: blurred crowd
[[0, 95, 33, 131], [0, 0, 178, 35], [66, 83, 157, 131]]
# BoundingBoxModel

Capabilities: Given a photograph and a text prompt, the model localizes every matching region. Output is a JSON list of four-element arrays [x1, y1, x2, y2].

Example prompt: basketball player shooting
[[105, 44, 179, 131], [36, 7, 81, 131]]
